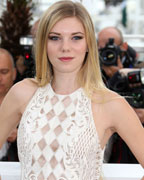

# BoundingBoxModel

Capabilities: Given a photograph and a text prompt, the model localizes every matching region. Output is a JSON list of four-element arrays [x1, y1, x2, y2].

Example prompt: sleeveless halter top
[[17, 83, 104, 180]]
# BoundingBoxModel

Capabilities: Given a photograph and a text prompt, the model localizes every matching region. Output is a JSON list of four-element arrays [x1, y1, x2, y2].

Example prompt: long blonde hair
[[34, 0, 106, 97]]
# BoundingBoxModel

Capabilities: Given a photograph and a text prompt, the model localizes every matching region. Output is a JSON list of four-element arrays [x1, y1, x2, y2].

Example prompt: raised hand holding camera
[[99, 38, 136, 68]]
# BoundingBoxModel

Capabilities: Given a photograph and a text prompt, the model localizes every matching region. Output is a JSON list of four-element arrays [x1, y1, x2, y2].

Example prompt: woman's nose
[[61, 39, 70, 52]]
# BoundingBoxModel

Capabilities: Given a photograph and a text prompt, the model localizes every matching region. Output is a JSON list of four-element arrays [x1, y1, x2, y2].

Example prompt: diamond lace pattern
[[17, 84, 104, 180]]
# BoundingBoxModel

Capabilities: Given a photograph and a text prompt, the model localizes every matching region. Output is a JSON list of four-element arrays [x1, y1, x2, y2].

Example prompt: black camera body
[[99, 38, 121, 66], [108, 69, 144, 108], [123, 88, 144, 108], [127, 69, 144, 84], [126, 69, 144, 108], [20, 36, 35, 78], [99, 38, 136, 68]]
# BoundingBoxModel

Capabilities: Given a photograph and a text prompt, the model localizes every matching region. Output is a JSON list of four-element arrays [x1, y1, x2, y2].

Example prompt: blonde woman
[[0, 1, 143, 179]]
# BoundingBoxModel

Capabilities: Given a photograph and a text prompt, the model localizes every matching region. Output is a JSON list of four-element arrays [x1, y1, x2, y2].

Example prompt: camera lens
[[101, 49, 116, 65], [99, 38, 119, 66]]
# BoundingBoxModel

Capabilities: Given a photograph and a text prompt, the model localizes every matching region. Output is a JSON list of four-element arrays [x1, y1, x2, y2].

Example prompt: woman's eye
[[72, 36, 83, 40], [48, 36, 59, 41]]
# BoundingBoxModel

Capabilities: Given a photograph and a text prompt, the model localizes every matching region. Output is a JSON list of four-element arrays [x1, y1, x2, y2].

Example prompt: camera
[[99, 38, 121, 66], [19, 36, 35, 78], [126, 69, 144, 108], [124, 88, 144, 108], [99, 38, 136, 68], [108, 69, 144, 108], [127, 69, 144, 84]]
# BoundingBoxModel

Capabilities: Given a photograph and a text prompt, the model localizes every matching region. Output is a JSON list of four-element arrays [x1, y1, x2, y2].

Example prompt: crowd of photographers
[[0, 21, 144, 164], [97, 26, 144, 163]]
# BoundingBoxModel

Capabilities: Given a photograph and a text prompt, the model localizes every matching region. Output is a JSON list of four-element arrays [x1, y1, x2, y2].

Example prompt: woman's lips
[[59, 57, 73, 62]]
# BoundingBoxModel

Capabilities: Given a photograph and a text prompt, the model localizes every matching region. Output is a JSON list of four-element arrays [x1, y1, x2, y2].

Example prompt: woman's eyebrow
[[71, 32, 85, 35], [49, 32, 85, 35], [49, 32, 60, 35]]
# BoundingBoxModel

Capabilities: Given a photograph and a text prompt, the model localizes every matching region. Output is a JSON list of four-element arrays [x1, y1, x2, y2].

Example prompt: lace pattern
[[17, 86, 48, 179], [17, 84, 104, 180], [62, 89, 103, 180]]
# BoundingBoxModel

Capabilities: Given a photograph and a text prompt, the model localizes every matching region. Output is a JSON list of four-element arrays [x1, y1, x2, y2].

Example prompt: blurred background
[[0, 0, 144, 165], [1, 0, 144, 34], [0, 0, 144, 73], [1, 0, 144, 59]]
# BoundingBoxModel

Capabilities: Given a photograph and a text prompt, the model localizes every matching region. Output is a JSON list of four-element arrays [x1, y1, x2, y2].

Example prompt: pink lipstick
[[59, 57, 73, 62]]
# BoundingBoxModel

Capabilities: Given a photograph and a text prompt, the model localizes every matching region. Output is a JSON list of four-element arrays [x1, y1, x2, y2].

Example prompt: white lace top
[[17, 83, 104, 180]]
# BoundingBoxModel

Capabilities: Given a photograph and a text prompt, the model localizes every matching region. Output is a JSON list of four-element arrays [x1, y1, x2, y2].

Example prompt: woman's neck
[[51, 76, 80, 95]]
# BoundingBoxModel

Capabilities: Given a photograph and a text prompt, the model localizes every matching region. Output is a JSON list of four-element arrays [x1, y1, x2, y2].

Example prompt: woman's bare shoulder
[[93, 88, 136, 122], [92, 88, 124, 104], [11, 78, 38, 96], [92, 88, 132, 121], [8, 78, 39, 109], [13, 78, 38, 88], [92, 88, 136, 129], [103, 88, 129, 107]]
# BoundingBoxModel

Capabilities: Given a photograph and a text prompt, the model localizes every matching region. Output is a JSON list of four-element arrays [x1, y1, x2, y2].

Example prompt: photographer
[[97, 26, 142, 164], [98, 26, 137, 79]]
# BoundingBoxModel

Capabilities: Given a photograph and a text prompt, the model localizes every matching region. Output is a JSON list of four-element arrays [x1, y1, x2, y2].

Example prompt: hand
[[133, 108, 144, 124], [102, 57, 123, 78], [7, 128, 17, 142]]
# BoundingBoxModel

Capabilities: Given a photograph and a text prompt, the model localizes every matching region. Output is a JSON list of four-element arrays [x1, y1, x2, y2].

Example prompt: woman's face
[[47, 17, 87, 75]]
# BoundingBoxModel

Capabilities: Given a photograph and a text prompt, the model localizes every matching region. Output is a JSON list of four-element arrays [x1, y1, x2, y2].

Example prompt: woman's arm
[[110, 97, 144, 167], [0, 78, 38, 148], [0, 83, 22, 148], [133, 108, 144, 124]]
